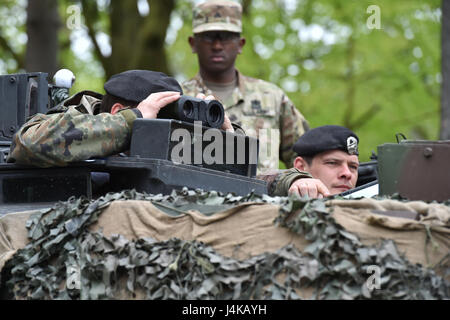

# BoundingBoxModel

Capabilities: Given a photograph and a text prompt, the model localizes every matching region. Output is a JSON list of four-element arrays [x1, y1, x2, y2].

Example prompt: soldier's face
[[189, 31, 245, 74], [300, 150, 359, 195]]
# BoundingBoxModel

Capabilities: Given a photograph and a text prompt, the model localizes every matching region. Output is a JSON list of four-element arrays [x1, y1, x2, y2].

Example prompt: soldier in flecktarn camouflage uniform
[[182, 0, 310, 174], [7, 70, 185, 167]]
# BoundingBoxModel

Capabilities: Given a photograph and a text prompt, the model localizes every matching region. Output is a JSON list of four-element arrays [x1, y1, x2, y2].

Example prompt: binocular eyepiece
[[158, 95, 225, 128]]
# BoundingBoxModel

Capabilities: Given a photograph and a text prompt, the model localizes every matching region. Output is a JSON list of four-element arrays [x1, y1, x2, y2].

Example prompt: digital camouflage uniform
[[192, 0, 242, 34], [7, 91, 139, 168], [182, 73, 309, 174], [185, 0, 309, 173]]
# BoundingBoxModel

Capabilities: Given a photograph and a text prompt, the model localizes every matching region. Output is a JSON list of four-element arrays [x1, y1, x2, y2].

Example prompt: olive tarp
[[0, 190, 448, 299]]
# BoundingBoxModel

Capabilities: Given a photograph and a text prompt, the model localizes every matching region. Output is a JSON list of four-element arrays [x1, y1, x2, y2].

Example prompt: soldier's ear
[[188, 36, 197, 53], [111, 103, 125, 115], [237, 37, 246, 54], [294, 156, 308, 171]]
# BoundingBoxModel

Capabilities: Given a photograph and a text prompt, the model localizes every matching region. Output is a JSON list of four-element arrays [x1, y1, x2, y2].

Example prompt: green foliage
[[168, 0, 442, 161], [0, 0, 27, 72], [57, 0, 105, 93], [167, 0, 198, 82], [0, 0, 443, 163]]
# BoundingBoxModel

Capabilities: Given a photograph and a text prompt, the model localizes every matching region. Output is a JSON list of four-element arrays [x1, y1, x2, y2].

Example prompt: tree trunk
[[25, 0, 60, 78], [82, 0, 175, 79], [109, 0, 174, 78], [440, 0, 450, 140], [241, 0, 252, 15]]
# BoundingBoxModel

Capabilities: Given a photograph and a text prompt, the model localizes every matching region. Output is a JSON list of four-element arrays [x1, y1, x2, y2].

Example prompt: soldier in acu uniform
[[182, 0, 310, 174], [260, 125, 360, 198]]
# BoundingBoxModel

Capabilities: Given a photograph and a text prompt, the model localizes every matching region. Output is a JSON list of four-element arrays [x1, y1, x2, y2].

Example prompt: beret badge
[[346, 136, 358, 155]]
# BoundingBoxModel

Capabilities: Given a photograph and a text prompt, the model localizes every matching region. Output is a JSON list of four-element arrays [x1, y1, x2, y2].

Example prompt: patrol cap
[[192, 0, 242, 34], [104, 70, 182, 103], [293, 125, 359, 157]]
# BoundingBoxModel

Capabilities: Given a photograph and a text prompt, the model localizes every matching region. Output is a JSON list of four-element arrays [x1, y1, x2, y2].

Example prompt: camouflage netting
[[0, 189, 449, 300]]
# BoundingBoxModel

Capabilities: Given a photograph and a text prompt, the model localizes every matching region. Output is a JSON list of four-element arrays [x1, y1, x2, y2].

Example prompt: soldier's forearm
[[8, 110, 133, 167], [271, 168, 313, 196], [257, 168, 312, 196]]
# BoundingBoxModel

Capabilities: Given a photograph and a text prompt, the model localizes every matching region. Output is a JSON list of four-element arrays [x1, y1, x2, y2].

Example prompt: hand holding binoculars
[[157, 95, 225, 128]]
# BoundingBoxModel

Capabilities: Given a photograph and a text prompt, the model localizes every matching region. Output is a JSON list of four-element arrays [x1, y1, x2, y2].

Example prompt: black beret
[[293, 125, 359, 157], [104, 70, 183, 103]]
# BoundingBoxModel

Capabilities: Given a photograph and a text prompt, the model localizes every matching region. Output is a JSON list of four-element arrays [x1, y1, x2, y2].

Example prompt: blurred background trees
[[441, 0, 450, 139], [0, 0, 446, 163]]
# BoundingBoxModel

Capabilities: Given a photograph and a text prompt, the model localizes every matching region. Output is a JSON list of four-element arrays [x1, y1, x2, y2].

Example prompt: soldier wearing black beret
[[101, 70, 182, 114], [8, 70, 232, 167], [292, 125, 359, 158], [99, 69, 182, 119], [258, 125, 360, 198]]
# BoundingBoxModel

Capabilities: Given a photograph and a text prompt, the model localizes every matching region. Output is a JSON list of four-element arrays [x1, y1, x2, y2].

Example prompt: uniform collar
[[194, 70, 245, 108]]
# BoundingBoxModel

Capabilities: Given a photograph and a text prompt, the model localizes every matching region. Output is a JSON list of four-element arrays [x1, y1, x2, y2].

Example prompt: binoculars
[[158, 95, 225, 128]]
